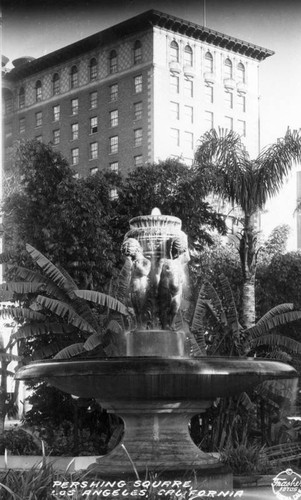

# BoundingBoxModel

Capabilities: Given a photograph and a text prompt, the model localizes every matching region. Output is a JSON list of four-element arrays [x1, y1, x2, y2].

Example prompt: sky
[[2, 0, 301, 244]]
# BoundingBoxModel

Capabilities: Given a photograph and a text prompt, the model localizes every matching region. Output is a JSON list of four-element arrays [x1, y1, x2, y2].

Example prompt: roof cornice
[[4, 9, 274, 81]]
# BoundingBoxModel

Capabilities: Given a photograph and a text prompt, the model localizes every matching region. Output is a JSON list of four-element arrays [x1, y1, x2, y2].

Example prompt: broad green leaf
[[54, 343, 86, 360], [248, 333, 301, 354], [35, 295, 96, 334], [0, 282, 45, 295], [12, 322, 75, 340], [84, 333, 103, 351], [0, 307, 46, 322], [74, 290, 129, 316]]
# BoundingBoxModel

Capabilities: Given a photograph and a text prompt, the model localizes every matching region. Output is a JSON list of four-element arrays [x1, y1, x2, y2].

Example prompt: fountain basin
[[16, 356, 296, 403]]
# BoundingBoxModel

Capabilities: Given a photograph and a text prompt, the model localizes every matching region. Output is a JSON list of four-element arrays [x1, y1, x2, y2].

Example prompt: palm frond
[[255, 128, 301, 206], [26, 244, 75, 293], [12, 322, 75, 340], [35, 295, 96, 334], [246, 304, 301, 339], [247, 333, 301, 355], [0, 282, 45, 295], [115, 257, 132, 303], [219, 274, 240, 335], [54, 343, 86, 360], [9, 265, 69, 302], [74, 290, 129, 316], [84, 333, 104, 351], [0, 307, 46, 321]]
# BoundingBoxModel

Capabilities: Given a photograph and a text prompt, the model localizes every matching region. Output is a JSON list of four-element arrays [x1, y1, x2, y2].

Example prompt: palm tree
[[194, 127, 301, 328]]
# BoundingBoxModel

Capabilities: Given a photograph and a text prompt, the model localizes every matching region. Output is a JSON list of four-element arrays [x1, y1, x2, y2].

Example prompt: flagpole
[[203, 0, 207, 27]]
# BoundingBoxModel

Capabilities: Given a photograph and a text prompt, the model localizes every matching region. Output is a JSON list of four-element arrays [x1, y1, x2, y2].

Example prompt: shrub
[[0, 428, 40, 456], [221, 443, 273, 475]]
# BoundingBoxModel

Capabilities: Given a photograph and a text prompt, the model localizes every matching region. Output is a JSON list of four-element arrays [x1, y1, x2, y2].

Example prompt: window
[[19, 118, 25, 133], [90, 58, 98, 81], [205, 85, 213, 104], [184, 78, 193, 98], [184, 45, 193, 66], [237, 119, 246, 137], [90, 91, 97, 109], [184, 105, 193, 124], [170, 101, 179, 120], [170, 74, 179, 94], [71, 147, 79, 165], [134, 40, 142, 65], [53, 129, 60, 145], [4, 96, 13, 115], [53, 105, 60, 121], [71, 123, 79, 141], [70, 65, 78, 89], [110, 110, 118, 127], [225, 116, 233, 130], [110, 83, 118, 101], [170, 41, 179, 62], [35, 80, 42, 102], [170, 128, 180, 147], [204, 51, 213, 73], [134, 129, 142, 147], [110, 162, 118, 173], [53, 73, 60, 95], [237, 63, 245, 83], [134, 155, 143, 167], [238, 94, 246, 113], [90, 167, 98, 175], [134, 102, 142, 121], [109, 50, 118, 74], [205, 111, 214, 129], [224, 58, 233, 79], [19, 87, 25, 109], [71, 98, 78, 115], [134, 75, 142, 93], [225, 91, 233, 109], [184, 131, 194, 150], [90, 142, 98, 159], [110, 136, 118, 154], [35, 111, 42, 127], [90, 116, 98, 134]]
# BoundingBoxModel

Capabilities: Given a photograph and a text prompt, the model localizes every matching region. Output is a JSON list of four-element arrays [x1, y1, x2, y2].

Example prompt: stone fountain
[[16, 209, 297, 488]]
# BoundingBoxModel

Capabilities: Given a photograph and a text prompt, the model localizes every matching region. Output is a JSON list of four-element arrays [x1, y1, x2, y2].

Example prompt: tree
[[3, 140, 121, 290], [194, 128, 301, 328]]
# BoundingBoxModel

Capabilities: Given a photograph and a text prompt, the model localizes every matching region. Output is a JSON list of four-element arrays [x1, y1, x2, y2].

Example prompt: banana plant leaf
[[0, 282, 45, 294], [0, 307, 46, 322], [35, 295, 97, 334], [12, 322, 75, 340], [74, 290, 129, 316], [54, 343, 86, 360], [247, 333, 301, 354]]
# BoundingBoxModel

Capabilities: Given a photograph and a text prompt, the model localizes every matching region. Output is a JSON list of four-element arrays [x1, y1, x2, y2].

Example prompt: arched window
[[35, 80, 42, 102], [204, 51, 213, 72], [19, 87, 25, 109], [184, 45, 193, 66], [109, 50, 118, 74], [90, 58, 97, 81], [134, 40, 142, 65], [70, 65, 78, 88], [170, 41, 179, 63], [237, 62, 245, 83], [224, 58, 233, 79], [52, 73, 60, 95]]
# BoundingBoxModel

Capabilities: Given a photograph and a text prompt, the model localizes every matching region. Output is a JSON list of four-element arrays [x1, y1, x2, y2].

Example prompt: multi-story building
[[2, 9, 273, 178]]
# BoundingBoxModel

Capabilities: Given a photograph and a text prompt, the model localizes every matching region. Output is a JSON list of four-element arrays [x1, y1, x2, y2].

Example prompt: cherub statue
[[121, 238, 151, 328]]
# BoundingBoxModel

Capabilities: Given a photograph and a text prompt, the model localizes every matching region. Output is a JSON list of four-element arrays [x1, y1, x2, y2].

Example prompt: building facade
[[2, 10, 273, 178]]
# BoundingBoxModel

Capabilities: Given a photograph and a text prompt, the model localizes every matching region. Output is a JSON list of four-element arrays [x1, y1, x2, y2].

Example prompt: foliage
[[116, 158, 226, 251], [221, 443, 273, 475], [194, 127, 301, 328], [0, 428, 40, 455]]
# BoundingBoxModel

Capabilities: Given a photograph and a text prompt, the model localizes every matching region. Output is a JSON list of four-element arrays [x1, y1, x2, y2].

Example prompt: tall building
[[2, 9, 273, 178]]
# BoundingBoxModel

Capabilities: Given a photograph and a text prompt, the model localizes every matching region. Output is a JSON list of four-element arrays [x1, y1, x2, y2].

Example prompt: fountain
[[16, 210, 297, 488]]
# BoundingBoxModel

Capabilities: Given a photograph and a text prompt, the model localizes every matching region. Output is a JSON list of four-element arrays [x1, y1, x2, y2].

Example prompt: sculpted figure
[[122, 238, 151, 328], [157, 235, 188, 330]]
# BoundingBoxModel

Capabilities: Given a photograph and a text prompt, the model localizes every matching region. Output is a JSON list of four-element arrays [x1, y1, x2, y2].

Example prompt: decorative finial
[[151, 208, 161, 215]]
